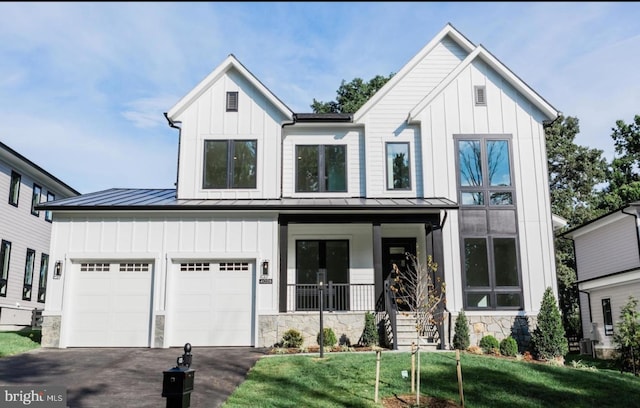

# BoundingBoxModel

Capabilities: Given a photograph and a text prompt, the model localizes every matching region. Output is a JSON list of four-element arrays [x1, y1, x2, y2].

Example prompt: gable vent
[[474, 86, 486, 106], [226, 91, 239, 112]]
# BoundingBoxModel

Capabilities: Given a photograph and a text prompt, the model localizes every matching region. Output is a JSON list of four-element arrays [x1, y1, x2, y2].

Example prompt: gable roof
[[166, 54, 293, 121], [561, 201, 640, 238], [353, 23, 475, 123]]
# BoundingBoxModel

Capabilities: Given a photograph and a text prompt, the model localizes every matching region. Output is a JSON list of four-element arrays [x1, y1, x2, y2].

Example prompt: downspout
[[164, 112, 182, 192], [621, 206, 640, 251], [280, 116, 296, 198]]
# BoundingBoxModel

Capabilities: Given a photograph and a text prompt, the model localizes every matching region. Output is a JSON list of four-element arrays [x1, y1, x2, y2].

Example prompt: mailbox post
[[162, 343, 196, 408]]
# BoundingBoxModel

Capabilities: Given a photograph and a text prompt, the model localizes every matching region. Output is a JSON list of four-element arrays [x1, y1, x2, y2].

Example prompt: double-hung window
[[9, 171, 20, 206], [23, 249, 35, 301], [37, 254, 49, 303], [386, 142, 411, 190], [203, 140, 257, 189], [295, 145, 346, 192], [455, 135, 521, 309], [0, 240, 10, 297], [31, 184, 41, 216]]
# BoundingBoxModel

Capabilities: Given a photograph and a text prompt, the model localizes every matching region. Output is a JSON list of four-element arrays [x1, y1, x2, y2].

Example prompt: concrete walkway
[[0, 346, 268, 408]]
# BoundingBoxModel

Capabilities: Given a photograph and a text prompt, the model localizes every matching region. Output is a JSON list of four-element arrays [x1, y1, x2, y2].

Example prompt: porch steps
[[394, 313, 439, 352]]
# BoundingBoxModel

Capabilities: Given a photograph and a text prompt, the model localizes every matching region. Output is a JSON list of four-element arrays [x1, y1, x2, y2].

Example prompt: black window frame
[[9, 171, 21, 207], [226, 91, 239, 112], [295, 144, 348, 193], [0, 240, 11, 297], [22, 248, 35, 301], [31, 183, 41, 216], [202, 139, 257, 189], [37, 253, 49, 303], [45, 192, 55, 222], [385, 142, 412, 190], [602, 298, 614, 336]]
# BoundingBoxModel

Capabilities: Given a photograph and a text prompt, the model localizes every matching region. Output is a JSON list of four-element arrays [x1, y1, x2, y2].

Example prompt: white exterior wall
[[0, 159, 73, 325], [412, 60, 557, 314], [282, 128, 364, 198], [175, 68, 287, 200], [45, 212, 279, 346], [573, 216, 640, 281]]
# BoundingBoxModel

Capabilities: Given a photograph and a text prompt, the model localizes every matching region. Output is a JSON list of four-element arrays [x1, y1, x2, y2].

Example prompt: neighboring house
[[38, 23, 560, 349], [0, 141, 79, 328], [561, 202, 640, 359]]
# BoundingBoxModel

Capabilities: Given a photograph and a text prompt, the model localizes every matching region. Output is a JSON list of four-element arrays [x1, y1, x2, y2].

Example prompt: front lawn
[[0, 329, 41, 357], [223, 351, 640, 407]]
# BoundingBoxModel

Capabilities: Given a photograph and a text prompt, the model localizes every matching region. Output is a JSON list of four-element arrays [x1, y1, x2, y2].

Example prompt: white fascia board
[[353, 23, 475, 123], [167, 54, 293, 121], [565, 211, 630, 239], [578, 269, 640, 292]]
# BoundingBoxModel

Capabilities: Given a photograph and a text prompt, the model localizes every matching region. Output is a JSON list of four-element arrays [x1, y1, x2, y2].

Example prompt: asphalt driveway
[[0, 346, 268, 408]]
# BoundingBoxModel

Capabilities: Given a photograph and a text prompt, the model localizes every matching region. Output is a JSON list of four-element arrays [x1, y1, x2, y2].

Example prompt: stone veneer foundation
[[41, 315, 61, 348], [464, 314, 538, 352]]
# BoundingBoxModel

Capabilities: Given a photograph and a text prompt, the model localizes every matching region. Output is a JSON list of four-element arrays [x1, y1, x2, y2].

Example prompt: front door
[[382, 238, 416, 311]]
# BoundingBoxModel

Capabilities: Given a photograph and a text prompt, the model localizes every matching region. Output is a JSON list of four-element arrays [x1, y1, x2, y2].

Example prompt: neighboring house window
[[37, 253, 48, 303], [8, 171, 20, 206], [226, 91, 238, 112], [22, 249, 35, 301], [203, 140, 257, 189], [0, 240, 10, 297], [296, 145, 347, 192], [386, 142, 411, 190], [455, 135, 521, 309], [45, 192, 55, 222], [31, 184, 41, 216], [602, 298, 614, 336]]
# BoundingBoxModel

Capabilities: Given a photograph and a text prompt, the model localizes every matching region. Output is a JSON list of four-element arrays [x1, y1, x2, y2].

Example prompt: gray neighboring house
[[561, 202, 640, 359], [0, 141, 79, 328]]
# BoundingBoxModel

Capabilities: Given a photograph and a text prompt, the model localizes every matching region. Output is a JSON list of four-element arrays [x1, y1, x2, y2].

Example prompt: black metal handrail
[[285, 283, 375, 312], [384, 275, 399, 350]]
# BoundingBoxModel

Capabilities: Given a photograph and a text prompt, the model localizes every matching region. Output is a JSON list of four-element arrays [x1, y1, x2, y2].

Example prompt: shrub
[[452, 311, 470, 350], [479, 335, 500, 354], [613, 296, 640, 375], [500, 336, 518, 357], [281, 329, 304, 348], [530, 287, 568, 360], [360, 311, 379, 346], [317, 328, 337, 348]]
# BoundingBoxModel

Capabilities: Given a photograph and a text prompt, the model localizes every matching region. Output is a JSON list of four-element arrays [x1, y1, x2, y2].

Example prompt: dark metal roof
[[35, 188, 458, 212], [293, 113, 353, 123]]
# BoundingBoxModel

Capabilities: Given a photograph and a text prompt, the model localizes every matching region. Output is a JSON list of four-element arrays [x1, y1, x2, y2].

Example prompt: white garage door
[[66, 262, 152, 347], [169, 261, 254, 347]]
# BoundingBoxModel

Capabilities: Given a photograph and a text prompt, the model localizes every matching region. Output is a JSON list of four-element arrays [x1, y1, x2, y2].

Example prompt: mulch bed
[[268, 345, 381, 354]]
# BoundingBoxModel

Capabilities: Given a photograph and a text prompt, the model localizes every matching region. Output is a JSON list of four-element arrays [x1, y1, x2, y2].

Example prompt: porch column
[[279, 220, 288, 313], [426, 222, 447, 349], [373, 222, 383, 307]]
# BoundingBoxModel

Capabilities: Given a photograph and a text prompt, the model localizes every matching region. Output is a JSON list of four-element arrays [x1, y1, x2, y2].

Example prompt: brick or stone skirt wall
[[258, 313, 367, 348], [41, 315, 61, 348], [465, 314, 538, 353]]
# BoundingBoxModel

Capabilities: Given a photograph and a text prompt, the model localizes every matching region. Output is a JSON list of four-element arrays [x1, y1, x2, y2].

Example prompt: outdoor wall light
[[53, 260, 63, 279], [261, 260, 269, 277]]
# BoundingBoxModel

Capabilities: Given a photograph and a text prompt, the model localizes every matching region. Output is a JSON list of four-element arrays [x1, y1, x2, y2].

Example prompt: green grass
[[223, 351, 640, 408], [0, 329, 41, 357]]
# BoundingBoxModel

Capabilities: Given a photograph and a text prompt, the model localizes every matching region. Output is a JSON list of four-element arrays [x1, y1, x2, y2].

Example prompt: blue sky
[[1, 2, 639, 194]]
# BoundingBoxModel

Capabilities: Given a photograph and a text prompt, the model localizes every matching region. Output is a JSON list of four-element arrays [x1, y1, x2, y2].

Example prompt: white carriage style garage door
[[66, 262, 153, 347], [169, 261, 254, 347]]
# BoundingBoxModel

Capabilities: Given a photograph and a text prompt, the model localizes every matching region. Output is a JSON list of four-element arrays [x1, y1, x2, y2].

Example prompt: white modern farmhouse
[[38, 23, 560, 349]]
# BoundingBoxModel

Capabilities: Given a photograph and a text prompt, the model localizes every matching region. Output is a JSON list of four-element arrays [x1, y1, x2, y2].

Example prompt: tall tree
[[311, 74, 394, 114], [545, 115, 607, 335]]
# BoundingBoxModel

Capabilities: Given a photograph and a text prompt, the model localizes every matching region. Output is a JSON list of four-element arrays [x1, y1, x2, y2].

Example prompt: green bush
[[500, 336, 518, 357], [360, 311, 379, 346], [530, 287, 568, 360], [479, 335, 499, 354], [613, 296, 640, 375], [452, 311, 470, 350], [281, 329, 304, 348], [317, 328, 337, 347]]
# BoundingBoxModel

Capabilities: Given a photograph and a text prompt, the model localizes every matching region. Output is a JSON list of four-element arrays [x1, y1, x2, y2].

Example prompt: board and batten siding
[[282, 128, 364, 198], [574, 216, 640, 281], [411, 60, 556, 313], [45, 213, 280, 325], [175, 67, 288, 200]]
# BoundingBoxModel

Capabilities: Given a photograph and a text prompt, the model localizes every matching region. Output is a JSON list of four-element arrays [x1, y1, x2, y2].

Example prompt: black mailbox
[[162, 343, 195, 408]]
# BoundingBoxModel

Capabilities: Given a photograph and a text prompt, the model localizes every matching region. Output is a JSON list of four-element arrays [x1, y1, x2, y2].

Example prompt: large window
[[23, 249, 35, 301], [296, 145, 346, 192], [37, 254, 49, 303], [31, 184, 41, 216], [0, 240, 10, 297], [602, 298, 614, 336], [386, 142, 411, 190], [45, 192, 55, 222], [9, 171, 20, 206], [295, 240, 349, 310], [456, 135, 521, 309], [203, 140, 257, 189]]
